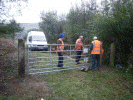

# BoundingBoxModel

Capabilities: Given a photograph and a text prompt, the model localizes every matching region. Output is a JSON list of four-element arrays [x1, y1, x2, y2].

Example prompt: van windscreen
[[32, 36, 46, 41]]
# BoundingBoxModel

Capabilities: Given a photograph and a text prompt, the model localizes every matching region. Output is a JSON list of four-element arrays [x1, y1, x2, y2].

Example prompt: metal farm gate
[[27, 44, 91, 75]]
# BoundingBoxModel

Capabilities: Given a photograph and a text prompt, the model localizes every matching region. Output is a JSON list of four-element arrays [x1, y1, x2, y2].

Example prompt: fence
[[27, 44, 91, 75], [18, 39, 115, 77]]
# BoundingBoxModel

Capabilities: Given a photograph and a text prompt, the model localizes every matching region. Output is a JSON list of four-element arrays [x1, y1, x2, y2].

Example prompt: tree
[[6, 20, 24, 43], [39, 11, 58, 43], [0, 0, 28, 23], [101, 0, 110, 17], [39, 11, 66, 43], [66, 0, 98, 44], [94, 0, 133, 67], [112, 0, 133, 66]]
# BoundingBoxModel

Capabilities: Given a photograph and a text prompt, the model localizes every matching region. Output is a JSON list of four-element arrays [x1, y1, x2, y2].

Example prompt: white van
[[27, 31, 48, 51]]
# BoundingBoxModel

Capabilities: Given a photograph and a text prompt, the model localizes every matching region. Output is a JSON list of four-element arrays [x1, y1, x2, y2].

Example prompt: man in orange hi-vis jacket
[[57, 34, 65, 68], [75, 36, 83, 65], [90, 36, 104, 71]]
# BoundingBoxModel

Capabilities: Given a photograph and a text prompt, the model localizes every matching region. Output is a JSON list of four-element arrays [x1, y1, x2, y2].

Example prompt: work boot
[[84, 67, 90, 72]]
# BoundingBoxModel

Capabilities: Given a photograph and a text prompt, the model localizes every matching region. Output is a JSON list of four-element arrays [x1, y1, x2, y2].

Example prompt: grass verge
[[1, 50, 132, 100], [33, 67, 133, 100], [27, 51, 133, 100]]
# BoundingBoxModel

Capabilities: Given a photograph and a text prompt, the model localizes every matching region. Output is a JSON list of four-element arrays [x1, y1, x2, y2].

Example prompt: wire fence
[[27, 44, 91, 75]]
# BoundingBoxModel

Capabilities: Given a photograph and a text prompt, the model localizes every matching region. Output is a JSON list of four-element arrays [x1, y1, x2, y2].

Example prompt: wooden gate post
[[18, 39, 25, 77], [100, 43, 103, 66], [110, 43, 115, 67]]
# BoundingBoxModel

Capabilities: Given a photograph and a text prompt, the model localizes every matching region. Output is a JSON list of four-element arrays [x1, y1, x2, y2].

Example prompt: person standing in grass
[[90, 36, 104, 71], [75, 36, 83, 65], [57, 34, 65, 68]]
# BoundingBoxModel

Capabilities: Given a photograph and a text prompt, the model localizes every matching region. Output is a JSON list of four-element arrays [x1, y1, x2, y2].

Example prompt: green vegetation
[[94, 0, 133, 67], [0, 0, 133, 99], [35, 68, 133, 100], [28, 52, 132, 100], [39, 11, 66, 43], [1, 66, 132, 100], [1, 48, 133, 100], [0, 20, 24, 43], [39, 0, 133, 72]]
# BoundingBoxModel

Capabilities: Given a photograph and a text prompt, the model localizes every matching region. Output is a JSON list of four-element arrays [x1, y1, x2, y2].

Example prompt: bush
[[126, 65, 133, 75]]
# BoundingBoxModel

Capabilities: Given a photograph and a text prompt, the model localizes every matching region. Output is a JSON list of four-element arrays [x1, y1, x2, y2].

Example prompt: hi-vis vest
[[91, 40, 103, 54], [57, 39, 64, 52], [75, 39, 83, 50]]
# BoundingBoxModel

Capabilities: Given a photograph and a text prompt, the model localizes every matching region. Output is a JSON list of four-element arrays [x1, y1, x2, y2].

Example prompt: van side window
[[29, 36, 32, 42]]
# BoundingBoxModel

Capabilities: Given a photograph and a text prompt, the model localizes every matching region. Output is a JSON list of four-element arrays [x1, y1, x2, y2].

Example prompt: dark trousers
[[75, 51, 82, 62], [58, 52, 63, 67], [91, 54, 100, 70]]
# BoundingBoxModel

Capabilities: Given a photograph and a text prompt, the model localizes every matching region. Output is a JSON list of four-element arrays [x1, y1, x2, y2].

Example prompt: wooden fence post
[[110, 43, 115, 67], [100, 43, 103, 67], [18, 39, 25, 77]]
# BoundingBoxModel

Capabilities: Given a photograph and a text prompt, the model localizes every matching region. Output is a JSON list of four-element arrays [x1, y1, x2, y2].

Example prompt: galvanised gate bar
[[27, 44, 91, 75]]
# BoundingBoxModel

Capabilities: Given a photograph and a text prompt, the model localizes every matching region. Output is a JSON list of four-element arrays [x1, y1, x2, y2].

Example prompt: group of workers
[[57, 34, 103, 71]]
